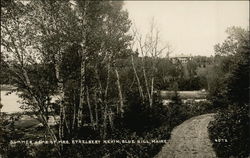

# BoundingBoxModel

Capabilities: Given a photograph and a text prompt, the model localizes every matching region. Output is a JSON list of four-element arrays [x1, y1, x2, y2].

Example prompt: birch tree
[[1, 2, 61, 153], [132, 19, 170, 107]]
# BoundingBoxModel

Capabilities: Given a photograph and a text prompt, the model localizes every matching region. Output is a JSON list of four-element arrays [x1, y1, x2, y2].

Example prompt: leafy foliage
[[209, 105, 249, 158], [208, 27, 250, 158]]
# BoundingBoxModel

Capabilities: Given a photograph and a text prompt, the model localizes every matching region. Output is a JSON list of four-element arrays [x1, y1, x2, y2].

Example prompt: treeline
[[1, 54, 215, 91]]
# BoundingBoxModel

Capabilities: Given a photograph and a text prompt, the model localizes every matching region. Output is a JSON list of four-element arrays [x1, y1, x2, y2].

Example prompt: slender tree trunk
[[58, 87, 64, 139], [108, 109, 114, 129], [7, 62, 61, 157], [142, 59, 151, 103], [114, 67, 124, 116], [23, 67, 60, 155], [93, 90, 99, 128], [0, 61, 1, 105], [54, 52, 65, 140], [131, 55, 144, 100], [78, 1, 89, 128], [103, 57, 111, 139], [150, 56, 157, 108], [150, 77, 154, 107], [72, 92, 76, 131], [104, 58, 110, 99], [5, 62, 58, 142], [86, 86, 94, 128], [78, 57, 85, 128], [94, 65, 103, 129], [0, 82, 2, 115], [63, 107, 70, 134], [0, 51, 1, 112]]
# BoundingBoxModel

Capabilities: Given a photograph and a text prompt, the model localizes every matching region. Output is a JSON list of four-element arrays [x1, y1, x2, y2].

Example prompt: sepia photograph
[[0, 0, 249, 157]]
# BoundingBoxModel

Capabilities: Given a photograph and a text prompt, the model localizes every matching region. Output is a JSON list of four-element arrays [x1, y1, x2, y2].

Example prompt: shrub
[[184, 101, 214, 118], [208, 104, 250, 158], [119, 91, 168, 135]]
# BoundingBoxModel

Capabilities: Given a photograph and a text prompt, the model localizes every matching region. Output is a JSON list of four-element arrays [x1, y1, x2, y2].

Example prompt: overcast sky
[[124, 1, 249, 56]]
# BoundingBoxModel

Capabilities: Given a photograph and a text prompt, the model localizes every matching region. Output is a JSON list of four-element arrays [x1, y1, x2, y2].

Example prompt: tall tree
[[133, 19, 168, 107], [1, 2, 61, 154]]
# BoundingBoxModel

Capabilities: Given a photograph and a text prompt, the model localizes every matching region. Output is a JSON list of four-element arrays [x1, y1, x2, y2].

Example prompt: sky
[[124, 1, 249, 57]]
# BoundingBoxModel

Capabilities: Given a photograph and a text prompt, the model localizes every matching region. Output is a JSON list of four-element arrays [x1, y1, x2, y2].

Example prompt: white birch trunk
[[114, 68, 124, 115], [78, 1, 89, 128], [131, 55, 144, 100], [54, 52, 65, 140], [86, 86, 94, 127]]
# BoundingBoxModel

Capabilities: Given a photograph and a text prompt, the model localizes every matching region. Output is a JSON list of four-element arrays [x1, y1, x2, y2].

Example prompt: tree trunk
[[142, 60, 151, 103], [0, 83, 2, 115], [150, 77, 154, 107], [94, 65, 103, 129], [63, 107, 70, 134], [22, 66, 60, 154], [108, 109, 114, 129], [150, 55, 157, 108], [131, 55, 144, 100], [78, 56, 85, 128], [5, 61, 58, 143], [93, 90, 99, 128], [103, 57, 111, 139], [86, 86, 94, 128], [78, 1, 89, 128], [54, 52, 65, 140], [72, 92, 77, 131], [114, 68, 124, 116], [2, 24, 62, 157]]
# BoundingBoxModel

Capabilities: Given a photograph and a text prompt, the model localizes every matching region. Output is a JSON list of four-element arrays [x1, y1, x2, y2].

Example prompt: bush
[[119, 91, 168, 135], [105, 92, 171, 158], [184, 101, 215, 118], [208, 104, 250, 158]]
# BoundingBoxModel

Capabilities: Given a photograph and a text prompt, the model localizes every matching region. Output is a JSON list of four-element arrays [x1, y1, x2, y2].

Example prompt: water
[[0, 90, 207, 113], [0, 90, 58, 113], [1, 91, 23, 113]]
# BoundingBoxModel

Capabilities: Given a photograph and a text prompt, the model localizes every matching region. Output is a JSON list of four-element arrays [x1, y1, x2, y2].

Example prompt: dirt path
[[155, 113, 216, 158]]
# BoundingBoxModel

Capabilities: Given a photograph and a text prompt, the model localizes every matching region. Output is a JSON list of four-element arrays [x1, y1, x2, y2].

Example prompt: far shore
[[1, 84, 208, 114], [1, 84, 17, 91]]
